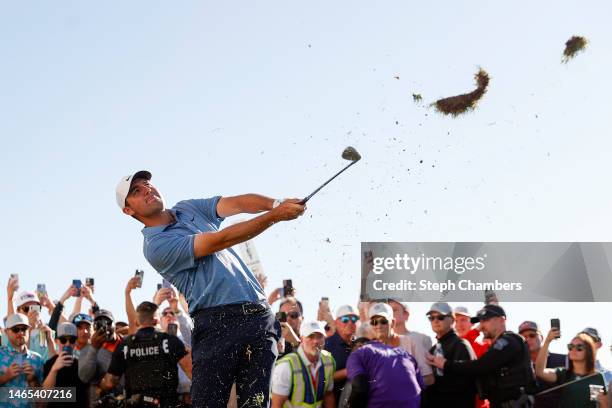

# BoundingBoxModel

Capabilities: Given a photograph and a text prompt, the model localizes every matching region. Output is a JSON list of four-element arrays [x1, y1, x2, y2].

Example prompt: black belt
[[191, 301, 270, 318]]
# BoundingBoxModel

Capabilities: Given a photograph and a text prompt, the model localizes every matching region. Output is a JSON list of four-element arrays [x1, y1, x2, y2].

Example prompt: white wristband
[[272, 199, 283, 208]]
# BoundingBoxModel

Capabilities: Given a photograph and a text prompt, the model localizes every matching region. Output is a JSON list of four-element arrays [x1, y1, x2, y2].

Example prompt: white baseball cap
[[5, 313, 30, 329], [300, 321, 326, 338], [453, 306, 470, 317], [15, 291, 39, 308], [335, 305, 358, 319], [427, 302, 453, 316], [115, 170, 152, 210], [368, 303, 393, 320]]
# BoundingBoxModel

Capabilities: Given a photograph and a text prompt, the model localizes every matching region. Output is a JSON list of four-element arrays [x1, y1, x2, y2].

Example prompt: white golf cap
[[301, 320, 326, 338], [453, 306, 470, 317], [335, 305, 358, 319], [5, 313, 30, 329], [115, 170, 152, 210], [15, 291, 39, 308], [427, 302, 453, 316], [368, 303, 393, 320]]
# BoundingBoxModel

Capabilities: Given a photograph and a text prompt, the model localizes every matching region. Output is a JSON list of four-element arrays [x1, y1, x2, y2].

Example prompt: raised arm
[[193, 199, 305, 258], [215, 194, 275, 218], [535, 329, 560, 384], [124, 277, 140, 334]]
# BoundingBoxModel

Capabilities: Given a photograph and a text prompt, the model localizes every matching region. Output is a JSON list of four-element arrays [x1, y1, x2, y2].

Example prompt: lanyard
[[298, 353, 321, 401]]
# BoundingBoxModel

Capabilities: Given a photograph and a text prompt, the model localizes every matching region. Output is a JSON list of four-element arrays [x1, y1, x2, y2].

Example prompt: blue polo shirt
[[0, 344, 44, 407], [142, 197, 266, 313]]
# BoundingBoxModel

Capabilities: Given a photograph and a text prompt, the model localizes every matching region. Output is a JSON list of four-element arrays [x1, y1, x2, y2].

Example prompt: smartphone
[[30, 305, 41, 313], [276, 311, 287, 323], [135, 270, 144, 288], [167, 323, 178, 336], [157, 283, 163, 291], [10, 273, 19, 290], [73, 279, 82, 297], [283, 279, 294, 297], [62, 345, 73, 356], [36, 284, 47, 297], [320, 297, 329, 308], [162, 279, 172, 289], [86, 278, 95, 292], [551, 318, 561, 338]]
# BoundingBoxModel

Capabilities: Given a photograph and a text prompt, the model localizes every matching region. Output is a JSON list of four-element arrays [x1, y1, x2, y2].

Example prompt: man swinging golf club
[[115, 170, 305, 408]]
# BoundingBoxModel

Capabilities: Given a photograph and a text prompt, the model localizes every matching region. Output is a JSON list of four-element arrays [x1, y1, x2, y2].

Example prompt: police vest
[[123, 330, 179, 398], [486, 331, 536, 399], [276, 350, 335, 408]]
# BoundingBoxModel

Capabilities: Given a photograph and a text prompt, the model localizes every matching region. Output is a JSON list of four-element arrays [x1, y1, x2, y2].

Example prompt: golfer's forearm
[[218, 194, 274, 217], [195, 211, 277, 257]]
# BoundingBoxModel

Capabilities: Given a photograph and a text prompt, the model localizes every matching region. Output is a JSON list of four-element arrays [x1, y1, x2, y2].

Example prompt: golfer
[[116, 170, 305, 408]]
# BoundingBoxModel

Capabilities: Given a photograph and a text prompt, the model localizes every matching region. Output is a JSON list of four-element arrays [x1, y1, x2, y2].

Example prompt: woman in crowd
[[535, 329, 607, 407]]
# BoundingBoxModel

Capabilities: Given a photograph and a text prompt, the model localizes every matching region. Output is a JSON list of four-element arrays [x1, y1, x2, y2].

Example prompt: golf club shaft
[[300, 161, 357, 205]]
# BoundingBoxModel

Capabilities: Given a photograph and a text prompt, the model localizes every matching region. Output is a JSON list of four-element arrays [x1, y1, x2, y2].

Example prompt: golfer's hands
[[271, 198, 305, 221]]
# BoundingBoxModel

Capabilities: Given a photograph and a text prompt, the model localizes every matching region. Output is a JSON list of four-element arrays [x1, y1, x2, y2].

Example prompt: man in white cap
[[116, 170, 305, 408], [422, 302, 476, 408], [368, 302, 434, 386], [324, 305, 359, 402], [272, 320, 336, 408], [9, 291, 56, 362], [0, 314, 44, 398]]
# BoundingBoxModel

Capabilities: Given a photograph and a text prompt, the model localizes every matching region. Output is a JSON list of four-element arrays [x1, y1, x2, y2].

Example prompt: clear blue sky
[[1, 1, 611, 364]]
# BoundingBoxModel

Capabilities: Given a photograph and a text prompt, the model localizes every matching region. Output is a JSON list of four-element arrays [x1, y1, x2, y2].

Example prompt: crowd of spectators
[[1, 272, 611, 407]]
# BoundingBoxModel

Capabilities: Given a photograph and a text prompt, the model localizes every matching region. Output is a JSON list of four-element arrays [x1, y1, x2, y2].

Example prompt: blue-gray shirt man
[[116, 170, 305, 408]]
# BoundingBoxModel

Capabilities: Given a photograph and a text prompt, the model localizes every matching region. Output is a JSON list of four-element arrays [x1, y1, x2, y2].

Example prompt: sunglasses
[[162, 311, 175, 317], [340, 315, 359, 324], [370, 317, 389, 326], [427, 315, 448, 322], [567, 343, 586, 352], [10, 326, 29, 334], [59, 336, 77, 344], [524, 333, 539, 339], [287, 312, 301, 319]]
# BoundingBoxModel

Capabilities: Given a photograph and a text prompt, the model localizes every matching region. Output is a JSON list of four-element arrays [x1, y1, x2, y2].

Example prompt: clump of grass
[[562, 36, 588, 63], [412, 93, 422, 103], [433, 68, 490, 117]]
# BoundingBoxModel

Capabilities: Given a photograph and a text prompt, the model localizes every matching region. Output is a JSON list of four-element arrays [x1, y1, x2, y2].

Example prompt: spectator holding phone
[[0, 314, 44, 407], [580, 327, 612, 384], [48, 284, 80, 331], [78, 309, 124, 406], [536, 329, 607, 407], [43, 322, 88, 407], [278, 296, 303, 357], [9, 291, 56, 361]]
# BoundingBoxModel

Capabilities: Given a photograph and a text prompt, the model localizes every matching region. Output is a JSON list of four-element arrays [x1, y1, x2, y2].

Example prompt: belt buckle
[[242, 303, 263, 315]]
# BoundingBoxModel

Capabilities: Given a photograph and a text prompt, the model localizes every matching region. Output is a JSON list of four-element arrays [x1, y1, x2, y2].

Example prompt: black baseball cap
[[471, 304, 506, 324], [94, 309, 115, 322]]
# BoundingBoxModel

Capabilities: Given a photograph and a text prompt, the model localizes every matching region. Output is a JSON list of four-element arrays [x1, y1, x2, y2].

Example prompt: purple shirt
[[347, 341, 423, 408]]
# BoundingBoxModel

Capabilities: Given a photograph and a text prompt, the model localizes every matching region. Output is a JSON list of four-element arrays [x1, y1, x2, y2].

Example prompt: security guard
[[271, 320, 336, 408], [427, 305, 536, 408], [100, 302, 192, 407]]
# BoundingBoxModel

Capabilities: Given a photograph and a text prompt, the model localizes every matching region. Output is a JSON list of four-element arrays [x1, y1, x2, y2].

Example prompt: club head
[[342, 146, 361, 162]]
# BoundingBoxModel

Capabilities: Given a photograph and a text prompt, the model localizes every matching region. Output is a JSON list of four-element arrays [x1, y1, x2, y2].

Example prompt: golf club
[[299, 146, 361, 205]]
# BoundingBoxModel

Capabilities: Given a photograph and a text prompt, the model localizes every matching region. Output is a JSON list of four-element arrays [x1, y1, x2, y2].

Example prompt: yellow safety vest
[[276, 350, 335, 408]]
